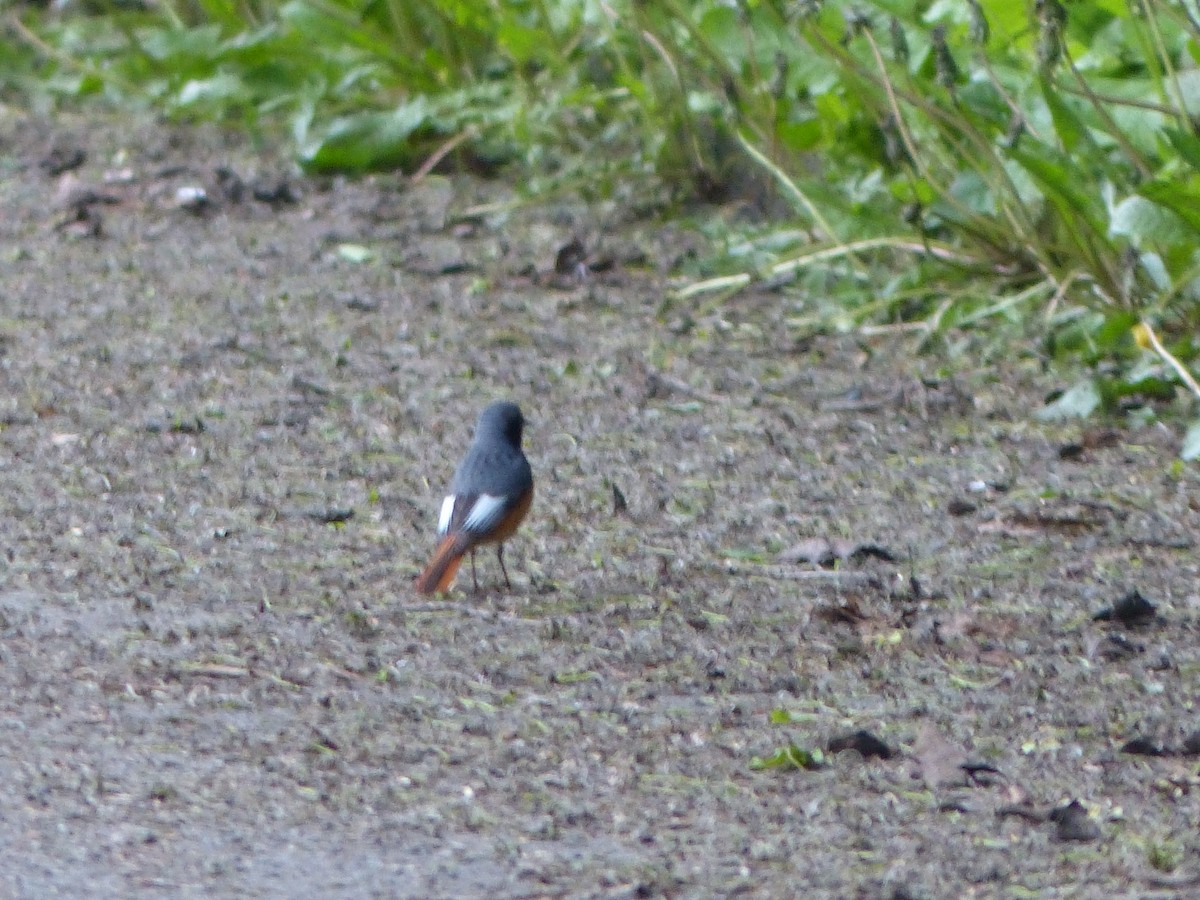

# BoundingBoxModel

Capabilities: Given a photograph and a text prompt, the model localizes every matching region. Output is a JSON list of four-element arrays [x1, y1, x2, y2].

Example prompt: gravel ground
[[1, 111, 1199, 899]]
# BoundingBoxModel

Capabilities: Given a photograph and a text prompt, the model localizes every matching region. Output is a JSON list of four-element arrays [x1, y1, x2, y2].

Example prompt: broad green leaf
[[947, 171, 996, 216], [1136, 181, 1200, 234], [890, 177, 937, 206], [137, 24, 223, 63], [1000, 159, 1044, 209], [1092, 310, 1139, 350], [1109, 195, 1192, 246], [221, 23, 289, 59], [1138, 251, 1171, 291], [1047, 310, 1137, 363], [1063, 1, 1121, 45], [45, 71, 106, 98], [1163, 128, 1200, 173], [977, 0, 1028, 44], [923, 0, 967, 26], [279, 0, 425, 84], [176, 73, 244, 108], [194, 0, 245, 32], [497, 22, 543, 65], [776, 117, 822, 152], [1177, 69, 1200, 119], [1106, 374, 1175, 402], [697, 5, 742, 62], [300, 100, 429, 173], [1108, 102, 1171, 158]]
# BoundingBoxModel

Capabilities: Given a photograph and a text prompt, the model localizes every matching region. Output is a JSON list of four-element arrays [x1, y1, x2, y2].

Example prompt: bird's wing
[[439, 492, 513, 537], [437, 495, 457, 535]]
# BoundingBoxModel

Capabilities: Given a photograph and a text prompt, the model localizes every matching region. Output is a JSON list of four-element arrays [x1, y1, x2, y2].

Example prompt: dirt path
[[1, 111, 1198, 898]]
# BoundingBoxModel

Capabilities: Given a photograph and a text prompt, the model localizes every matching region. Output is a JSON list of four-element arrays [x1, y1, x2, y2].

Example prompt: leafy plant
[[4, 0, 646, 188], [5, 0, 1200, 450], [646, 0, 1200, 452]]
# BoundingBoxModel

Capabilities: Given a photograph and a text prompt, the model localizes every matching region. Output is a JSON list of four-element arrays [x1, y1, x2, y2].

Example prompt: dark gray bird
[[414, 401, 534, 594]]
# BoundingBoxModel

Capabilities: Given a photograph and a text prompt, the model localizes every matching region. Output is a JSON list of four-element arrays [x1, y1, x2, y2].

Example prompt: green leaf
[[1037, 379, 1102, 421], [945, 171, 995, 216], [1109, 195, 1191, 247], [138, 24, 223, 63], [1163, 128, 1200, 173], [279, 1, 381, 56], [1046, 311, 1112, 361], [497, 22, 544, 65], [1063, 0, 1121, 44], [1137, 251, 1171, 291], [1136, 180, 1200, 235], [300, 100, 429, 173], [776, 117, 822, 152], [750, 744, 826, 771], [975, 0, 1031, 44], [1107, 374, 1175, 402], [176, 73, 244, 108], [45, 71, 106, 98], [1009, 146, 1105, 236], [194, 0, 245, 32], [1039, 77, 1086, 152], [1091, 310, 1139, 350], [697, 5, 743, 61], [1176, 69, 1200, 120]]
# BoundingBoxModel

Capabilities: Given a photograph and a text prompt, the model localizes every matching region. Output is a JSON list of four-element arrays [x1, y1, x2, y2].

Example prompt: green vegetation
[[4, 0, 1199, 452], [1147, 837, 1183, 873], [750, 742, 826, 771]]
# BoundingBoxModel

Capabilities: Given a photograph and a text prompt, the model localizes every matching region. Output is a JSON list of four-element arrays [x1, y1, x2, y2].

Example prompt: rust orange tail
[[414, 534, 468, 594]]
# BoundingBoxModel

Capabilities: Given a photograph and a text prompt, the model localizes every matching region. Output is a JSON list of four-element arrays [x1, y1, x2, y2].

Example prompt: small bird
[[414, 401, 534, 594]]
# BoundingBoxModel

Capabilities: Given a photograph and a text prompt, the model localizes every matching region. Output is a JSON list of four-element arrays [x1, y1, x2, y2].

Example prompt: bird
[[414, 401, 534, 594]]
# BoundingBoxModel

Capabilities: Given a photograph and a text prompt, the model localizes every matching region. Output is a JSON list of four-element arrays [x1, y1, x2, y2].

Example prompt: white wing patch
[[437, 495, 456, 535], [462, 493, 508, 534]]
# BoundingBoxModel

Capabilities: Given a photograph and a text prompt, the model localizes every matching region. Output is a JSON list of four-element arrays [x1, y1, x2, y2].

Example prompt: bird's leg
[[497, 544, 511, 588], [470, 549, 479, 592]]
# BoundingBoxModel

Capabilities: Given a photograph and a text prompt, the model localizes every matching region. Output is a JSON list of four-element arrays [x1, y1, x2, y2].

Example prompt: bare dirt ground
[[1, 111, 1198, 899]]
